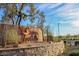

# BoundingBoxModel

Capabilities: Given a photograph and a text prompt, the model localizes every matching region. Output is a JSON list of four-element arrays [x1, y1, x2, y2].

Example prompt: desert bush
[[47, 35, 53, 41], [5, 28, 19, 44], [69, 53, 79, 56], [53, 36, 61, 42]]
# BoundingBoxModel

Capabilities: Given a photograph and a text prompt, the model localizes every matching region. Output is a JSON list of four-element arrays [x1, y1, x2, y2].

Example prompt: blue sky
[[1, 3, 79, 36], [34, 3, 79, 36]]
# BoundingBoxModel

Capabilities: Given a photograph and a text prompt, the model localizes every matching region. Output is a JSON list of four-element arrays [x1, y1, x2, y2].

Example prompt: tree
[[0, 3, 45, 26], [36, 12, 45, 40], [0, 4, 17, 25], [0, 4, 46, 46]]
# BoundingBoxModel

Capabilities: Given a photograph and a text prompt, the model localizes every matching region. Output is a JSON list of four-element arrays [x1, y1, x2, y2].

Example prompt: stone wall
[[21, 40, 65, 56], [0, 41, 65, 56]]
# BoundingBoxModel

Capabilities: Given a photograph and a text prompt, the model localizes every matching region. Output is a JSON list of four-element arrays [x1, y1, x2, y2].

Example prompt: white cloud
[[71, 19, 79, 28], [59, 11, 79, 28], [58, 9, 79, 28], [51, 4, 79, 28], [47, 4, 78, 16], [38, 4, 79, 28], [58, 10, 79, 16]]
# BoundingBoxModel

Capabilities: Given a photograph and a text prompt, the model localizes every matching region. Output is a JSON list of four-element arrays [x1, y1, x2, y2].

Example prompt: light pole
[[58, 23, 60, 36], [46, 25, 49, 41], [58, 23, 60, 41]]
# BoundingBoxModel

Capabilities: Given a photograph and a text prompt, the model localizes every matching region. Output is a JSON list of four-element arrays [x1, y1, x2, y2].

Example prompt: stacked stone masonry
[[19, 41, 65, 56], [0, 41, 65, 56]]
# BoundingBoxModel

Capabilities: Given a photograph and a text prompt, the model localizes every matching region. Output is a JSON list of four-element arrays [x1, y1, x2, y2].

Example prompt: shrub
[[5, 28, 19, 44], [53, 37, 61, 42], [47, 35, 53, 41], [69, 53, 79, 56]]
